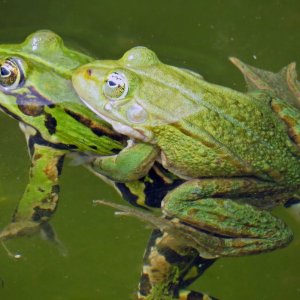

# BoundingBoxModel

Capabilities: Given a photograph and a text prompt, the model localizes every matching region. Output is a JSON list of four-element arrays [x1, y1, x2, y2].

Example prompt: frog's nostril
[[86, 69, 92, 76]]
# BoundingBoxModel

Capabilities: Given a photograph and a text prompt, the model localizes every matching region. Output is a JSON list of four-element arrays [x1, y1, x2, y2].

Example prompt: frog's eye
[[103, 72, 128, 100], [0, 58, 24, 90]]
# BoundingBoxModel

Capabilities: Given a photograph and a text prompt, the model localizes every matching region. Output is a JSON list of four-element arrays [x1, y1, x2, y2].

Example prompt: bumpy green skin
[[0, 31, 213, 300], [73, 46, 300, 258]]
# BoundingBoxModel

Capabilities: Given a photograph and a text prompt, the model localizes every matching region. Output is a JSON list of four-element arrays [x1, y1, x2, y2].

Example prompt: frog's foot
[[40, 223, 68, 256], [0, 221, 40, 241], [0, 221, 67, 257], [0, 221, 40, 258], [230, 57, 300, 109], [162, 178, 293, 257]]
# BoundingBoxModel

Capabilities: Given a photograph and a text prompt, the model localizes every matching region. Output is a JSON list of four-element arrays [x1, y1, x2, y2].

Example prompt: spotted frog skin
[[0, 31, 215, 300], [0, 30, 130, 241], [73, 46, 300, 259]]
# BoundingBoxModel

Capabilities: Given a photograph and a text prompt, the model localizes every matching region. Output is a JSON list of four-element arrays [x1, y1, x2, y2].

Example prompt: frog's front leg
[[163, 178, 293, 257], [91, 142, 158, 182], [0, 142, 66, 241]]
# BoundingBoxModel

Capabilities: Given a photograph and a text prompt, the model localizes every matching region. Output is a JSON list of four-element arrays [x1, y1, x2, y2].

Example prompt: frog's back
[[148, 68, 300, 184]]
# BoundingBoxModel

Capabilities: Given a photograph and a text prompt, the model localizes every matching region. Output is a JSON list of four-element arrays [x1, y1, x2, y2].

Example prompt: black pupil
[[0, 66, 9, 76], [108, 80, 117, 87]]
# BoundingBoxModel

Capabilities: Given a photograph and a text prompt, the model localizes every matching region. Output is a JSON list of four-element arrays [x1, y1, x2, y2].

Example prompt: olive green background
[[0, 0, 299, 299]]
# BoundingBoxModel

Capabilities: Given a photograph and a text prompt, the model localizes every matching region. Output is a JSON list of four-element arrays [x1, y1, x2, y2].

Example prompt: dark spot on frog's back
[[87, 69, 92, 76], [44, 112, 57, 134], [64, 108, 123, 140]]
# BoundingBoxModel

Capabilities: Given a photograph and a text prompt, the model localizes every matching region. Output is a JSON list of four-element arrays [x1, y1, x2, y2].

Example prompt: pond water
[[0, 0, 299, 299]]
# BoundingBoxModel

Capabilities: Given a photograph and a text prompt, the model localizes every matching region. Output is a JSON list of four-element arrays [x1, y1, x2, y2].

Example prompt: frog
[[0, 29, 129, 243], [72, 46, 300, 260], [0, 31, 215, 300]]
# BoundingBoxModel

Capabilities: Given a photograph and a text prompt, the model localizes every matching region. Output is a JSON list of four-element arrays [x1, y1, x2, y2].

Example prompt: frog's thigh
[[271, 97, 300, 148], [138, 229, 217, 300], [162, 178, 293, 256], [91, 142, 158, 182], [0, 144, 66, 240]]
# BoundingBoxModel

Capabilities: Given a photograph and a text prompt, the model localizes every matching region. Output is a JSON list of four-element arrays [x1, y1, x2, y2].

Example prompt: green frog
[[73, 46, 300, 258], [0, 30, 129, 241], [0, 31, 214, 300]]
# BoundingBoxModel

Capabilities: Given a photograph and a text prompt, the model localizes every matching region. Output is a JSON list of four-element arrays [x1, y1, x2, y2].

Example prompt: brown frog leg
[[230, 57, 300, 109]]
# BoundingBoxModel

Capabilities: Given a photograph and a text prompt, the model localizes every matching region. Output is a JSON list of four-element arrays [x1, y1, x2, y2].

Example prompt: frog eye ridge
[[103, 72, 128, 100], [0, 58, 24, 90]]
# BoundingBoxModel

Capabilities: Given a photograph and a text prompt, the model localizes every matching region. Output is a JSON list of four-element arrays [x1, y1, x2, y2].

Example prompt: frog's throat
[[79, 97, 152, 142]]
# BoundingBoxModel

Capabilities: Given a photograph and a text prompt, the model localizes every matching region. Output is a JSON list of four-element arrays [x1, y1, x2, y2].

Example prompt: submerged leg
[[0, 143, 66, 241], [94, 201, 217, 299], [163, 178, 293, 257], [138, 229, 217, 300]]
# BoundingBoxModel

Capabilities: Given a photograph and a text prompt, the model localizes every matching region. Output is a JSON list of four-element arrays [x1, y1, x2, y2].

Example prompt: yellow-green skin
[[73, 46, 300, 257]]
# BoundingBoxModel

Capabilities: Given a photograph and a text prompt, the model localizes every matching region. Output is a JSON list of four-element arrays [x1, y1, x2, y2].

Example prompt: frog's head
[[73, 47, 200, 142], [0, 30, 92, 120]]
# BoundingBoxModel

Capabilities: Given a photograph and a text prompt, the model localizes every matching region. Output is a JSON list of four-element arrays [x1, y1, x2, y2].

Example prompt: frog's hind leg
[[138, 229, 217, 300], [162, 178, 293, 257], [271, 97, 300, 149]]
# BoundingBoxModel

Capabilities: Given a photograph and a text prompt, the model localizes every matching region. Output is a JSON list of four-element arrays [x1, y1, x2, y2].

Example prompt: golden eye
[[0, 58, 24, 89], [103, 72, 128, 100]]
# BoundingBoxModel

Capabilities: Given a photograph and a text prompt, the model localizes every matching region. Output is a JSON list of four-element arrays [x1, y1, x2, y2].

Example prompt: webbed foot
[[0, 221, 39, 241], [0, 221, 67, 258]]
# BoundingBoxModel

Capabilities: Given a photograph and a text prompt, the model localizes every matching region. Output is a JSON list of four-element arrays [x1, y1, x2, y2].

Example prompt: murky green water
[[0, 0, 299, 299]]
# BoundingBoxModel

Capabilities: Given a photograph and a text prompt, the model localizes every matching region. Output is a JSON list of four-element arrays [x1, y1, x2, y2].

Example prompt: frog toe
[[40, 222, 68, 256], [0, 220, 40, 241]]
